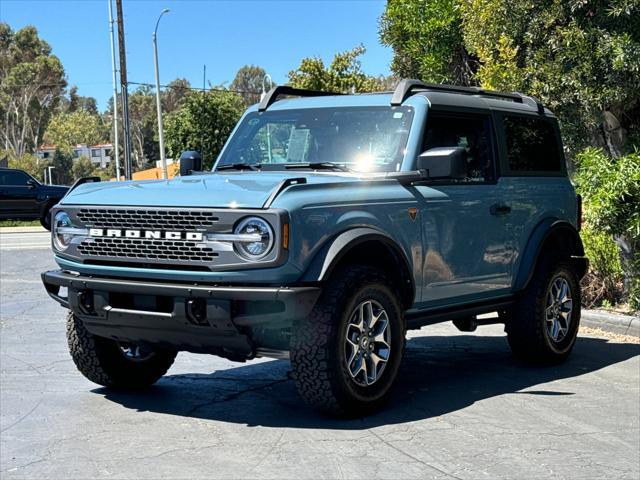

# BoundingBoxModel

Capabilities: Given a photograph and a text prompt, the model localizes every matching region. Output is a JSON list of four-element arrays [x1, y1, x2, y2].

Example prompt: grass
[[0, 219, 41, 228]]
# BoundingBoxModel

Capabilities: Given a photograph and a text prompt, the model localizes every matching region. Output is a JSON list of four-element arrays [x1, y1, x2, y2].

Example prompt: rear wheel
[[290, 265, 405, 416], [66, 312, 177, 389], [507, 257, 580, 364]]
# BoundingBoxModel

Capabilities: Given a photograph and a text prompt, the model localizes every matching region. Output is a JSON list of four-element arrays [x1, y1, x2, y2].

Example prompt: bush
[[574, 148, 640, 310], [579, 226, 624, 308]]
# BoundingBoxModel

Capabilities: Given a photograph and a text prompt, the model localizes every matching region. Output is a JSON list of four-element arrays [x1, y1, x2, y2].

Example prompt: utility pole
[[115, 0, 133, 180], [107, 0, 121, 181]]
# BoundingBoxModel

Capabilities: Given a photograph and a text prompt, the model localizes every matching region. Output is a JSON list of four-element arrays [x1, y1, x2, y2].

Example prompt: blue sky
[[0, 0, 393, 111]]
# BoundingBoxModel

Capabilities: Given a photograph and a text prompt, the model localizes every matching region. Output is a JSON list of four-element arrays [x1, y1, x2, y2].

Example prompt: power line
[[2, 81, 263, 96], [127, 81, 261, 95]]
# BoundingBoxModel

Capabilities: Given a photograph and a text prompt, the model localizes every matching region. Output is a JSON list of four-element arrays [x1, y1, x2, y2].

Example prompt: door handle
[[490, 203, 511, 215]]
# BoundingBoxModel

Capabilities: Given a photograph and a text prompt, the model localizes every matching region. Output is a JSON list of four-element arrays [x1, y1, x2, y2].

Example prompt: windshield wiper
[[216, 163, 260, 171], [284, 162, 351, 172]]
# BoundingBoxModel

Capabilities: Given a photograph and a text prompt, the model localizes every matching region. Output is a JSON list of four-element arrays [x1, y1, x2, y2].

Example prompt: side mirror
[[179, 151, 203, 177], [26, 179, 37, 189], [417, 147, 467, 180]]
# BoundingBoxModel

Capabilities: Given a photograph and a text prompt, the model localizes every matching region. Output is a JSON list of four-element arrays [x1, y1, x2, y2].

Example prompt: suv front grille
[[78, 237, 218, 262], [76, 208, 219, 231]]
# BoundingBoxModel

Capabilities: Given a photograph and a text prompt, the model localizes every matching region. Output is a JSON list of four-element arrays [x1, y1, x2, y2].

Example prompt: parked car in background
[[0, 168, 69, 229]]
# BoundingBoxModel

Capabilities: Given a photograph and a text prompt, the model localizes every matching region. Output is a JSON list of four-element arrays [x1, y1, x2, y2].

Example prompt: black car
[[0, 168, 68, 230]]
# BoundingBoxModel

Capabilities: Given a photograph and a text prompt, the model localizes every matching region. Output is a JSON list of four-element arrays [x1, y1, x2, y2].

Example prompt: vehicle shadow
[[98, 334, 639, 429]]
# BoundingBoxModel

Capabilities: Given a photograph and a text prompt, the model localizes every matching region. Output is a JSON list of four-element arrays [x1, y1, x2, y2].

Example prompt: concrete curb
[[582, 309, 640, 337], [0, 226, 47, 234]]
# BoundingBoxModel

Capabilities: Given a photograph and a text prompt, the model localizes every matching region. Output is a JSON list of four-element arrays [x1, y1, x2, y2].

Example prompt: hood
[[60, 171, 364, 209]]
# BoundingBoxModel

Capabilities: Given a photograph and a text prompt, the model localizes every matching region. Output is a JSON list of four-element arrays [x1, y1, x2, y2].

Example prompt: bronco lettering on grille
[[88, 228, 204, 241]]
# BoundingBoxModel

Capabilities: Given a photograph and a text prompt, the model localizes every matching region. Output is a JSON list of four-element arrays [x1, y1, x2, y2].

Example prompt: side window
[[422, 113, 495, 182], [0, 171, 30, 186], [503, 116, 562, 173]]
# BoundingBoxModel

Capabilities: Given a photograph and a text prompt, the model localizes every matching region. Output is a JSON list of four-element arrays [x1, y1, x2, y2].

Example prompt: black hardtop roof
[[258, 79, 550, 116]]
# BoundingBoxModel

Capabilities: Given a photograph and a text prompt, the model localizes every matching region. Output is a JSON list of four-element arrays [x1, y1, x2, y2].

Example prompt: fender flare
[[300, 227, 415, 307], [513, 218, 587, 291]]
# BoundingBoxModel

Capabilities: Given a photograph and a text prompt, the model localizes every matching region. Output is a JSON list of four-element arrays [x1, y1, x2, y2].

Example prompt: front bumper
[[42, 269, 320, 360]]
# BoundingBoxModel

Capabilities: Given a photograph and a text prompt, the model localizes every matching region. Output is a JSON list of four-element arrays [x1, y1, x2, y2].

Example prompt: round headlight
[[233, 217, 274, 260], [53, 211, 73, 250]]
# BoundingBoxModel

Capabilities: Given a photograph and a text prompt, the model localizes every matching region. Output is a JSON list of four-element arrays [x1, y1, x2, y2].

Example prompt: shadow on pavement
[[98, 334, 640, 429]]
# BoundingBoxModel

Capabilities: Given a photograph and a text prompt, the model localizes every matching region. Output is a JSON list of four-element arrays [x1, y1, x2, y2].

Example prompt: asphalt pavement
[[1, 232, 639, 479]]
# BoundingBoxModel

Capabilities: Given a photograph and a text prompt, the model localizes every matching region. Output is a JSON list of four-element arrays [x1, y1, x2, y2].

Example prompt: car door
[[0, 170, 39, 217], [412, 110, 514, 305]]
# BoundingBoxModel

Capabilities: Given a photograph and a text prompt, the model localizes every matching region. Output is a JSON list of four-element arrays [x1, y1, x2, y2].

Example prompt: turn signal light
[[282, 223, 289, 250]]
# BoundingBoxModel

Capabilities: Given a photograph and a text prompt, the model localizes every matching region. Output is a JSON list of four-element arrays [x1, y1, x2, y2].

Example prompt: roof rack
[[258, 85, 342, 112], [391, 79, 544, 114]]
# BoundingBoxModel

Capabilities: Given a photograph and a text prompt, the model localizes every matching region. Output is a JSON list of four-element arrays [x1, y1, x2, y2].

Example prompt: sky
[[0, 0, 393, 111]]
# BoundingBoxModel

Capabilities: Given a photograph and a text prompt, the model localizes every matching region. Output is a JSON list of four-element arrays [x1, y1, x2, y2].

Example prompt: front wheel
[[290, 266, 405, 416], [507, 259, 581, 364], [66, 312, 177, 389]]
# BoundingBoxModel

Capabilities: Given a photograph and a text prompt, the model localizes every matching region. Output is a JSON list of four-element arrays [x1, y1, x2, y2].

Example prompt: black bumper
[[42, 269, 320, 360]]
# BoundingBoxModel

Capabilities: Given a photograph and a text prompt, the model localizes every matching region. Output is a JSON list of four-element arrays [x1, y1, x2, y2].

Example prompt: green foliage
[[71, 156, 99, 181], [459, 0, 640, 156], [44, 111, 107, 154], [380, 1, 640, 157], [288, 45, 385, 93], [0, 23, 66, 156], [230, 65, 269, 105], [51, 149, 73, 185], [380, 0, 476, 85], [579, 226, 624, 307], [164, 90, 245, 169], [5, 151, 50, 182], [575, 148, 640, 238], [575, 147, 640, 309]]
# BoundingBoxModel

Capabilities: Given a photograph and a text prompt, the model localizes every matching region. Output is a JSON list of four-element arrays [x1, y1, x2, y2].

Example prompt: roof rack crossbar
[[391, 79, 544, 114], [258, 85, 342, 112]]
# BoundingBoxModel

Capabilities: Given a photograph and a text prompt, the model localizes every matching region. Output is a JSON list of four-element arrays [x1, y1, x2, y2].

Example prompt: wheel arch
[[514, 218, 588, 292], [300, 227, 415, 309]]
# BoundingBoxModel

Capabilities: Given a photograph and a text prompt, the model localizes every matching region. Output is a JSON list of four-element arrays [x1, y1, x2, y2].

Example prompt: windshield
[[215, 106, 414, 172]]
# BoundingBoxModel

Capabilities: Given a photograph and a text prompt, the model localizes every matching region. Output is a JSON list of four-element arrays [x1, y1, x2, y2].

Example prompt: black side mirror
[[26, 179, 37, 189], [179, 151, 203, 177], [417, 146, 467, 180]]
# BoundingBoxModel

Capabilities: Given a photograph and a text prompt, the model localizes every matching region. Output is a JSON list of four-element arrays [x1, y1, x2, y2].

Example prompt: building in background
[[37, 144, 113, 168]]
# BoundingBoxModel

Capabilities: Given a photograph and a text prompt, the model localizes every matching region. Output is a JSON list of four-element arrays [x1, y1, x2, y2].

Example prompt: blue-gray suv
[[42, 80, 588, 415]]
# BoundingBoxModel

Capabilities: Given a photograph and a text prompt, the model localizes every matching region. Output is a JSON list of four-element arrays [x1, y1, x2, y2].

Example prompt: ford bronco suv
[[42, 80, 587, 415]]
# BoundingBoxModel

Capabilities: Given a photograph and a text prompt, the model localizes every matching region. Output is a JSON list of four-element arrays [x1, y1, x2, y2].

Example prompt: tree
[[288, 45, 385, 93], [71, 155, 98, 181], [162, 78, 191, 113], [0, 23, 66, 157], [230, 65, 269, 105], [44, 110, 107, 154], [164, 90, 245, 169], [6, 151, 50, 182], [380, 0, 476, 85], [61, 86, 99, 115], [458, 0, 640, 157], [50, 148, 73, 185], [128, 85, 158, 170], [379, 1, 640, 157]]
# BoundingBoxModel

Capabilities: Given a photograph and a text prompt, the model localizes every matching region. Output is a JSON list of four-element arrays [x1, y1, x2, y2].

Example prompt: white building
[[37, 143, 113, 168]]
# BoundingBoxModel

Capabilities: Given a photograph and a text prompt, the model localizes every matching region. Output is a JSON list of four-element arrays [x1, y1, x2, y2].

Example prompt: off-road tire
[[507, 256, 581, 364], [66, 312, 177, 388], [290, 265, 405, 416]]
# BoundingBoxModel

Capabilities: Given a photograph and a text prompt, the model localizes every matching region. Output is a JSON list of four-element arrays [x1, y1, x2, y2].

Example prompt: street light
[[153, 8, 170, 179]]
